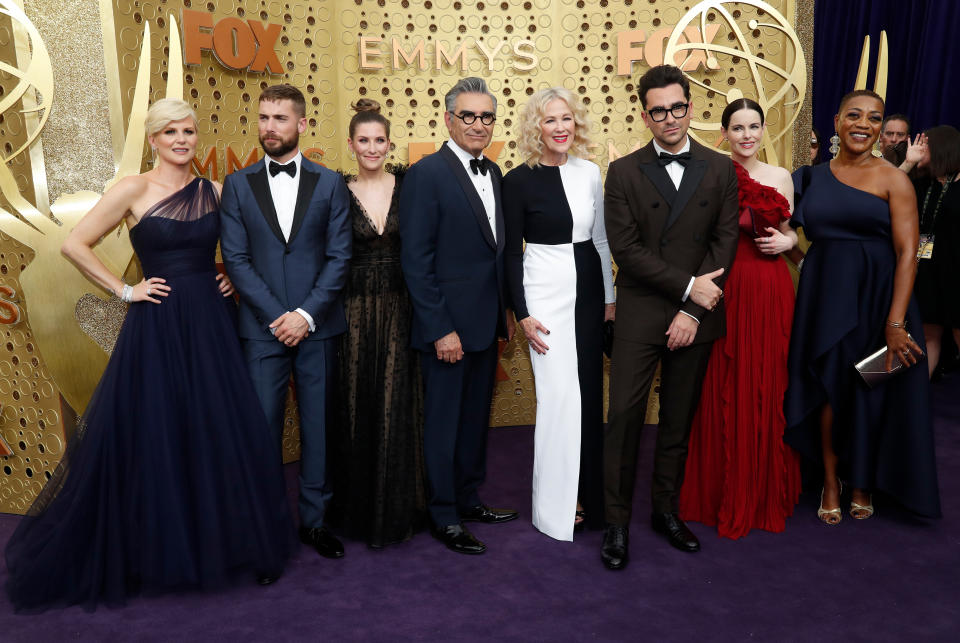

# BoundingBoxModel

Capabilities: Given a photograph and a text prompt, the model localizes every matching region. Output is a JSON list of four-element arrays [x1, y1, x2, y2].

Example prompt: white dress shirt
[[264, 151, 315, 332], [652, 137, 699, 320], [446, 139, 497, 241]]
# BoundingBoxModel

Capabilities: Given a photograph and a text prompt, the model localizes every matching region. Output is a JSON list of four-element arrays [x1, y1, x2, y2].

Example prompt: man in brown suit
[[601, 65, 739, 569]]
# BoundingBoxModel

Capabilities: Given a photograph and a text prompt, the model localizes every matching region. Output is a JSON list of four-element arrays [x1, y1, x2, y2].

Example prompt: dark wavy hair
[[637, 65, 690, 110]]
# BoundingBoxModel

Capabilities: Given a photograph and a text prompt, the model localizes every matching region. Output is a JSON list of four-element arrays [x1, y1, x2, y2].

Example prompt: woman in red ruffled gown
[[679, 99, 802, 539]]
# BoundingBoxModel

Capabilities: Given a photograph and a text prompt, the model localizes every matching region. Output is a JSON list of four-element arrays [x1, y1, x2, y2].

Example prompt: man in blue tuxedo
[[399, 77, 518, 555], [221, 84, 352, 561]]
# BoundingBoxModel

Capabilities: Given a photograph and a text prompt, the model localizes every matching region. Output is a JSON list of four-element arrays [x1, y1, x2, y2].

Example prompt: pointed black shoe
[[601, 524, 629, 570], [432, 523, 486, 555], [460, 504, 519, 524], [299, 526, 345, 559], [651, 512, 700, 553]]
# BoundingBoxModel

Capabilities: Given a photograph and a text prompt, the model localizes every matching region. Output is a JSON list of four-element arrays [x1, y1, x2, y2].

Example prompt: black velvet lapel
[[440, 142, 497, 250], [287, 161, 320, 245], [246, 166, 285, 245]]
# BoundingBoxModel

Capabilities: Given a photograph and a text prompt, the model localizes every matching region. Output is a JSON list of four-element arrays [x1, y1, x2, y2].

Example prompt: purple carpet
[[1, 377, 958, 641]]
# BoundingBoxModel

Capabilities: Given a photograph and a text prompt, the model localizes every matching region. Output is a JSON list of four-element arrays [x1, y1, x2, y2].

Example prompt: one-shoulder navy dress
[[5, 178, 294, 612], [784, 163, 941, 518]]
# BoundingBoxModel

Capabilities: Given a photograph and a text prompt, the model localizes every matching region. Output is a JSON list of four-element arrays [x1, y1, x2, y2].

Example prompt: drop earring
[[829, 134, 840, 157]]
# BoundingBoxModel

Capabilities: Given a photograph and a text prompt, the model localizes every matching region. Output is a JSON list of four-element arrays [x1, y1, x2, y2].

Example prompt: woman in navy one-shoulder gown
[[784, 91, 941, 524], [4, 99, 293, 612]]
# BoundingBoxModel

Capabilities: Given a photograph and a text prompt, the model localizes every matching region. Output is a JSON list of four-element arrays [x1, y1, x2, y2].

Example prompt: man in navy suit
[[221, 84, 352, 562], [399, 77, 517, 555]]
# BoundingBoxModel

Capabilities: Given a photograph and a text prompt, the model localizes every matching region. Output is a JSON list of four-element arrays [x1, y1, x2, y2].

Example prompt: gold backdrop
[[0, 0, 811, 513]]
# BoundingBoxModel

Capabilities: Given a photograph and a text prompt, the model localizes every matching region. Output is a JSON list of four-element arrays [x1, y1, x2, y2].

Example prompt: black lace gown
[[4, 178, 294, 612], [330, 172, 426, 547]]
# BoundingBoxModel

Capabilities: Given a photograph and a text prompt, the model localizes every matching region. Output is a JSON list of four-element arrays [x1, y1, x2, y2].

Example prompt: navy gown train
[[4, 178, 294, 612]]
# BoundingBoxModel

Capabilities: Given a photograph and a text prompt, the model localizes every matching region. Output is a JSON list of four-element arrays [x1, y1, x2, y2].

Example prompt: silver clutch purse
[[854, 333, 924, 388]]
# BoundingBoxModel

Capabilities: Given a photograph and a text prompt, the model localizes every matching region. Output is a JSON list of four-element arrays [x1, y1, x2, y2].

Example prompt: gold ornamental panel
[[0, 0, 808, 513]]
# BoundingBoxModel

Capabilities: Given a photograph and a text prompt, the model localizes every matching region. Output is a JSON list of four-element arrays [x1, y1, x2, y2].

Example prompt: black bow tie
[[657, 151, 692, 167], [469, 157, 489, 176], [269, 161, 297, 178]]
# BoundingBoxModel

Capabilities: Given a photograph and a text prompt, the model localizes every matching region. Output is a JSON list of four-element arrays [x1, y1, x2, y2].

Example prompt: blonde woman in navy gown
[[503, 88, 615, 541], [4, 99, 292, 611]]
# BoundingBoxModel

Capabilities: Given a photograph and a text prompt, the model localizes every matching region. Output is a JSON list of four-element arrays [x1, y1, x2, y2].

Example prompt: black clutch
[[603, 320, 614, 358]]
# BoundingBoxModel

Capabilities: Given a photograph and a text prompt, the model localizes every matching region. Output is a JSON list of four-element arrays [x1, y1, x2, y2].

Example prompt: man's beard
[[259, 132, 298, 159]]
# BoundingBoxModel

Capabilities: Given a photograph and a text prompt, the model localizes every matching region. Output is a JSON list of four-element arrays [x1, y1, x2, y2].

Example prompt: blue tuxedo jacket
[[220, 156, 352, 341], [399, 142, 508, 352]]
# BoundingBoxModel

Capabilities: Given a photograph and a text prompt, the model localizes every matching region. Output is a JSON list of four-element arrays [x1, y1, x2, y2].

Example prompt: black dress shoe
[[256, 573, 280, 586], [299, 526, 345, 559], [651, 512, 700, 553], [460, 504, 519, 524], [601, 524, 629, 570], [432, 523, 486, 555]]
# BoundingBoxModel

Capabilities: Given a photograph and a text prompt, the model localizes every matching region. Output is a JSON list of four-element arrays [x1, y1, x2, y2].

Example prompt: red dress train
[[678, 162, 801, 539]]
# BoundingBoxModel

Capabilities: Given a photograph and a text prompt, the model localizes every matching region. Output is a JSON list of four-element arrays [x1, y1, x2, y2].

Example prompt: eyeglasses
[[450, 111, 496, 126], [646, 102, 689, 122]]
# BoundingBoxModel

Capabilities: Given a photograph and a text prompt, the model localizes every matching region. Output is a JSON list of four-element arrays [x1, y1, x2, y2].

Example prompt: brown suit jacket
[[604, 138, 739, 344]]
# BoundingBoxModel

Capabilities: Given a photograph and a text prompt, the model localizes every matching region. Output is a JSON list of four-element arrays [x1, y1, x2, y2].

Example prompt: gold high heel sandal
[[818, 480, 843, 526], [850, 494, 874, 520]]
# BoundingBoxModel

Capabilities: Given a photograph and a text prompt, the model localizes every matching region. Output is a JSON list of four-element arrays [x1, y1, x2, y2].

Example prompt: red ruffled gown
[[678, 162, 801, 539]]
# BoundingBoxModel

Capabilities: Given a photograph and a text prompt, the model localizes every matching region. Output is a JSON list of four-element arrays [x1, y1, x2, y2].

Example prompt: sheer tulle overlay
[[679, 163, 801, 539], [5, 178, 293, 612], [329, 172, 427, 547]]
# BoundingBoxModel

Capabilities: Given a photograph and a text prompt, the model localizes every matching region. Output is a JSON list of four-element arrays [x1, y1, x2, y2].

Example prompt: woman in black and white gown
[[503, 87, 615, 541]]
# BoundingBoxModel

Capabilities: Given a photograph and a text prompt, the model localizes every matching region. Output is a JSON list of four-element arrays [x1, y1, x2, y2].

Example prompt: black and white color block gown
[[503, 156, 615, 541]]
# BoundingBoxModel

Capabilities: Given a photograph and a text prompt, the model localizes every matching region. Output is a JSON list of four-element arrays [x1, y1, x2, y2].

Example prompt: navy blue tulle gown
[[5, 178, 293, 612], [784, 163, 941, 518]]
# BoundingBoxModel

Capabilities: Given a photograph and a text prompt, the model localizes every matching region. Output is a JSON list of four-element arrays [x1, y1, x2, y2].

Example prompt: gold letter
[[407, 142, 437, 165], [474, 39, 508, 72], [192, 147, 219, 181], [616, 29, 646, 76], [392, 37, 427, 70], [248, 21, 283, 73], [212, 17, 257, 70], [302, 147, 326, 166], [435, 40, 469, 71], [607, 139, 645, 162], [359, 36, 383, 70], [512, 41, 537, 71], [182, 8, 214, 66], [226, 147, 260, 175], [677, 25, 721, 71]]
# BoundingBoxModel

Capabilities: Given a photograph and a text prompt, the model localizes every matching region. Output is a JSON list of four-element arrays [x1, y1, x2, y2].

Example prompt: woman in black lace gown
[[330, 99, 426, 547], [4, 99, 293, 612]]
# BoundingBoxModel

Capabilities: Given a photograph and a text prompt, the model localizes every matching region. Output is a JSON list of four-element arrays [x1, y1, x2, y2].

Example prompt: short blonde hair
[[145, 98, 197, 137], [517, 88, 592, 167]]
